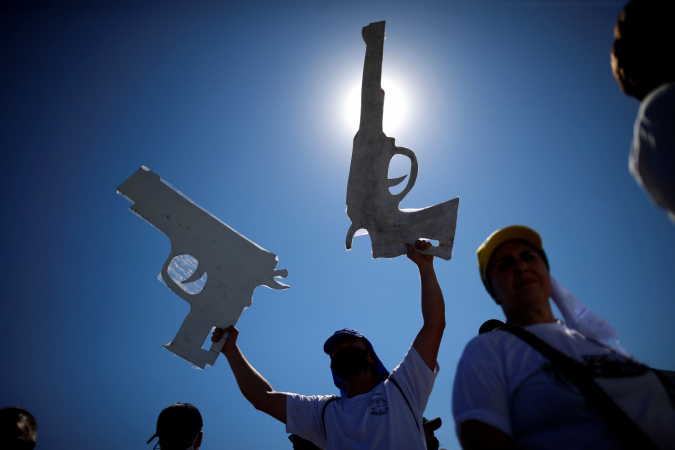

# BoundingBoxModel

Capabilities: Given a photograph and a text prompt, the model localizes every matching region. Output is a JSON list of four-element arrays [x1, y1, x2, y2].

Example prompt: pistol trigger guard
[[160, 248, 195, 304], [160, 251, 178, 286]]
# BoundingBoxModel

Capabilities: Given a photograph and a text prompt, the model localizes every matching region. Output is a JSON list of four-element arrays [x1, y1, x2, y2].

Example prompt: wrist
[[417, 262, 435, 274], [223, 344, 238, 359]]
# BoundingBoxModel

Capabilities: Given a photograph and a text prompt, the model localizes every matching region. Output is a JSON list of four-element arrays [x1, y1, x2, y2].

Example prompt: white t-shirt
[[630, 82, 675, 222], [452, 321, 675, 450], [286, 346, 438, 450]]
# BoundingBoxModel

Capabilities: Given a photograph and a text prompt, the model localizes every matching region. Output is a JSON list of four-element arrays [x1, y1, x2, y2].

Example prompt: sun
[[344, 76, 408, 136]]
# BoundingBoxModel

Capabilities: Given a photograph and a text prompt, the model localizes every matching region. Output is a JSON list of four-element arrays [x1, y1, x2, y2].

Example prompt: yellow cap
[[476, 225, 547, 294]]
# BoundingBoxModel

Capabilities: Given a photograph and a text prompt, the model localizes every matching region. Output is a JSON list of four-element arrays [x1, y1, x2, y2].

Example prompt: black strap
[[388, 376, 420, 432], [649, 368, 675, 413], [501, 323, 658, 450], [321, 396, 340, 440]]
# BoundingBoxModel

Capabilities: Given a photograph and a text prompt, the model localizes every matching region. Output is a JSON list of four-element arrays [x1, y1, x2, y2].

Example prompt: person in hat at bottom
[[212, 239, 445, 450], [451, 225, 675, 450], [147, 403, 203, 450]]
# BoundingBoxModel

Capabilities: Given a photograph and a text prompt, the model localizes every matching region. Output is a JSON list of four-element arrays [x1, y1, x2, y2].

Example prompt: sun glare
[[344, 77, 408, 136]]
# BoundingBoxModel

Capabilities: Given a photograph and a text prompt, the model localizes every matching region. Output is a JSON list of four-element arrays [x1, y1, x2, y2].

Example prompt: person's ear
[[193, 431, 203, 449], [366, 351, 375, 365]]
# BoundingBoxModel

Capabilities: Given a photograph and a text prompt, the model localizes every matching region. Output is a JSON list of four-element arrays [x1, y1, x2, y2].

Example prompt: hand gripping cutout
[[117, 167, 289, 369], [345, 21, 459, 260]]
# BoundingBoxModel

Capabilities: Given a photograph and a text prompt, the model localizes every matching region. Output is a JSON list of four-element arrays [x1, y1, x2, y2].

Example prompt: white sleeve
[[388, 345, 439, 415], [630, 83, 675, 218], [285, 393, 334, 449], [452, 337, 512, 439]]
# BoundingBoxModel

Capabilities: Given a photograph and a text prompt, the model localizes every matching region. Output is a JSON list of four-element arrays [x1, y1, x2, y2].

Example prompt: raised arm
[[407, 240, 446, 370], [213, 326, 287, 424]]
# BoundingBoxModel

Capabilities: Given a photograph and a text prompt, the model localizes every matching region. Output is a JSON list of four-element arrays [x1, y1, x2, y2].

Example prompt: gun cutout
[[345, 21, 459, 260], [117, 167, 289, 369]]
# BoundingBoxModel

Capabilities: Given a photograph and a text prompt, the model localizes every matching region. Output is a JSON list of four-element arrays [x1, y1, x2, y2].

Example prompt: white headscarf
[[549, 277, 631, 358]]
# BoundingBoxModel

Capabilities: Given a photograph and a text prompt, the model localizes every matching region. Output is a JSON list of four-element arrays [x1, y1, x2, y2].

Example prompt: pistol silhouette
[[345, 21, 459, 260], [117, 167, 289, 369]]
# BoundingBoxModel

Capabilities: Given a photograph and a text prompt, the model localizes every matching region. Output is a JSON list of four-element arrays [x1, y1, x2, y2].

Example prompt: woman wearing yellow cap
[[451, 225, 675, 450]]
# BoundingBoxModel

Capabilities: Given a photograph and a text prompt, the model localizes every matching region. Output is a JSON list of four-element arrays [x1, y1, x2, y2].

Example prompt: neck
[[344, 370, 378, 398], [504, 305, 556, 327]]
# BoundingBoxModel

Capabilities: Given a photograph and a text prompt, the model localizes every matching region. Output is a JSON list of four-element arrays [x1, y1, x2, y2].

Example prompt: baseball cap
[[323, 328, 389, 397], [423, 416, 442, 431], [147, 403, 202, 446], [476, 225, 549, 295], [323, 328, 369, 355]]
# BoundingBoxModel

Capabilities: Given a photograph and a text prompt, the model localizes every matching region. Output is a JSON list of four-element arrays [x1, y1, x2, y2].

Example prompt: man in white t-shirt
[[611, 0, 675, 222], [211, 239, 445, 450]]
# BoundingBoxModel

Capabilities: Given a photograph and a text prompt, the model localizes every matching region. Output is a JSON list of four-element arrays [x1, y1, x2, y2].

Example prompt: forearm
[[225, 344, 287, 423], [226, 344, 274, 399], [419, 264, 445, 331], [412, 262, 445, 369]]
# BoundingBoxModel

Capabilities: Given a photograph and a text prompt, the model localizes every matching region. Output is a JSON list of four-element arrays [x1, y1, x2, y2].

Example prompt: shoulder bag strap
[[652, 368, 675, 408], [501, 323, 658, 450], [388, 376, 420, 432]]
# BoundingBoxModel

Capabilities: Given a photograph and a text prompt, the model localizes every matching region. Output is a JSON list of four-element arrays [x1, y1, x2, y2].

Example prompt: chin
[[516, 287, 548, 305]]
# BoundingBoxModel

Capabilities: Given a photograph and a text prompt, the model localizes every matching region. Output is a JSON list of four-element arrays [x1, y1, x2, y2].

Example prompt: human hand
[[406, 240, 434, 268], [212, 325, 239, 356]]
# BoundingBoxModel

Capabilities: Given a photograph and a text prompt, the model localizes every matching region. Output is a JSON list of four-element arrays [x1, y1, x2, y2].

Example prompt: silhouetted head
[[488, 240, 552, 318], [0, 406, 37, 450], [477, 226, 553, 324], [611, 0, 675, 101], [323, 329, 389, 397], [477, 225, 550, 298], [147, 403, 203, 450]]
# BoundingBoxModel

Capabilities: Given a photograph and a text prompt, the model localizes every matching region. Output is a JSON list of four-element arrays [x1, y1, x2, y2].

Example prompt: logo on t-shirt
[[541, 353, 649, 392], [581, 354, 648, 377], [369, 393, 389, 415]]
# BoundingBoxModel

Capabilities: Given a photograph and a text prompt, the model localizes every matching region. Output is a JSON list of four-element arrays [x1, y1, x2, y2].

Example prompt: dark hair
[[0, 406, 38, 443], [611, 0, 675, 101]]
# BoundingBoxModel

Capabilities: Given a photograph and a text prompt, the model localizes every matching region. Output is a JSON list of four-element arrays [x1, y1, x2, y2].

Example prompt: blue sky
[[1, 1, 673, 449]]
